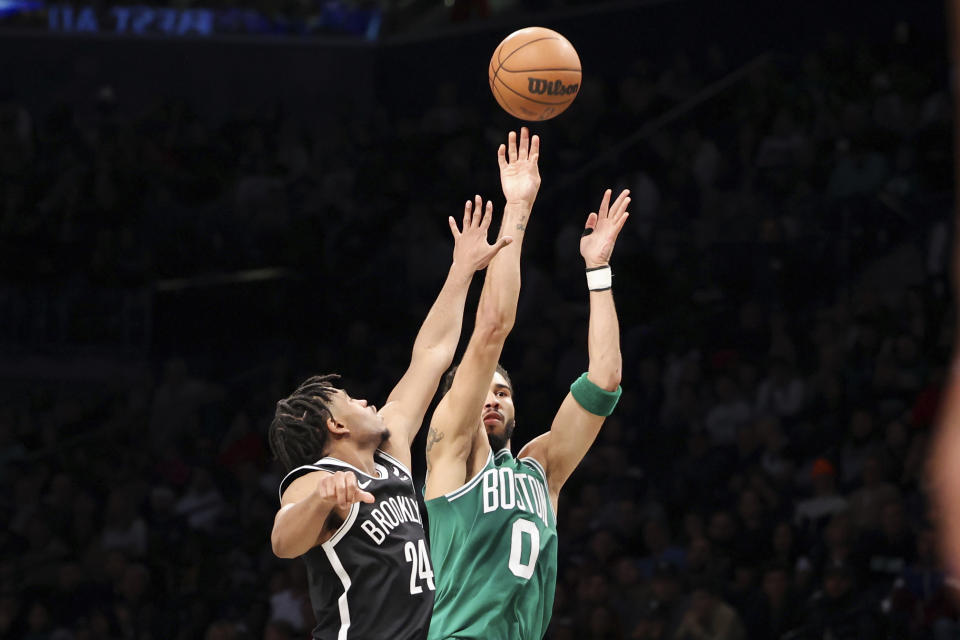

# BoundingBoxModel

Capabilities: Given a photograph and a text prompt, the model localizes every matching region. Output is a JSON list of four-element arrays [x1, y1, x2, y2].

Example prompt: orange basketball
[[488, 26, 582, 121]]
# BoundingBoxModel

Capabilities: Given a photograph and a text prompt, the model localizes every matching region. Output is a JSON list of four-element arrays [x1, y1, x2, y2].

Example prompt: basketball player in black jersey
[[267, 131, 541, 640]]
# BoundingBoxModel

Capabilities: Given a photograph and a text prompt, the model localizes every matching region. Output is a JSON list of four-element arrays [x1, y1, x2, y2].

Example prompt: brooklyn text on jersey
[[279, 450, 435, 640]]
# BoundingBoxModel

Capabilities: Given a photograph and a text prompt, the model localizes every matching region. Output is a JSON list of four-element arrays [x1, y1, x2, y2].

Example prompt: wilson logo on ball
[[489, 26, 581, 120], [526, 78, 580, 96]]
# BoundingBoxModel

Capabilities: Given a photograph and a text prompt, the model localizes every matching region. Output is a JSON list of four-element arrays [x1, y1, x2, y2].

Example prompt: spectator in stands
[[792, 561, 880, 640], [743, 562, 799, 639], [794, 458, 848, 543], [859, 497, 916, 588], [638, 518, 687, 578], [755, 357, 806, 421], [847, 452, 900, 532], [674, 578, 745, 640], [705, 376, 752, 445]]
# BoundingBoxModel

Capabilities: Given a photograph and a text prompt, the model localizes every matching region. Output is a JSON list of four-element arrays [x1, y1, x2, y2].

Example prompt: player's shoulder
[[278, 463, 332, 504], [516, 455, 548, 483], [516, 433, 550, 478]]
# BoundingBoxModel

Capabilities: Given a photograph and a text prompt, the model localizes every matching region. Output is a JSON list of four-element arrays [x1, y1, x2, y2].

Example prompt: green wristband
[[570, 372, 622, 417]]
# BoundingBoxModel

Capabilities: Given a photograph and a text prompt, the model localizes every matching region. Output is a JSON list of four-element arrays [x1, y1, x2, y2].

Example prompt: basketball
[[488, 26, 582, 121]]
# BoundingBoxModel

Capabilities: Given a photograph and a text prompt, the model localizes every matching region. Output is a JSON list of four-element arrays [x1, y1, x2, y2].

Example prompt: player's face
[[329, 390, 388, 443], [482, 371, 515, 449]]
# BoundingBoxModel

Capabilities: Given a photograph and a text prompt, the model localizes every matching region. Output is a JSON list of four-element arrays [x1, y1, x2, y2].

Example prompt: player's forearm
[[502, 200, 533, 236], [585, 290, 622, 391], [409, 263, 475, 362], [475, 201, 531, 334], [271, 493, 333, 558]]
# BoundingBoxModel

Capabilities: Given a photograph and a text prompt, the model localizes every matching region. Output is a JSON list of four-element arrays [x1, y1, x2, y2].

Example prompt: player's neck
[[490, 440, 512, 454], [326, 444, 378, 476]]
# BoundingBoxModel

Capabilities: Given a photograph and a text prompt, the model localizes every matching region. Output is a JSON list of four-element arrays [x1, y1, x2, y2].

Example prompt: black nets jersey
[[278, 449, 435, 640]]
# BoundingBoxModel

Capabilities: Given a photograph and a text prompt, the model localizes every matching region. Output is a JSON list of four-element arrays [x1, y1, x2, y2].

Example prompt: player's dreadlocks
[[269, 374, 341, 473]]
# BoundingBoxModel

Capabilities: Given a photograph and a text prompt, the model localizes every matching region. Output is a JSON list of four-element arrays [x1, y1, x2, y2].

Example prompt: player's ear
[[326, 416, 348, 435]]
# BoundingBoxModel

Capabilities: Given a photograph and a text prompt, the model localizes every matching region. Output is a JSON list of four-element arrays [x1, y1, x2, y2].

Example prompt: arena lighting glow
[[0, 0, 380, 36], [0, 0, 43, 18]]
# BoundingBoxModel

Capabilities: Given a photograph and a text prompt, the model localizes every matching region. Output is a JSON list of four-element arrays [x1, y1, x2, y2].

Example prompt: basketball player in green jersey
[[424, 126, 629, 640]]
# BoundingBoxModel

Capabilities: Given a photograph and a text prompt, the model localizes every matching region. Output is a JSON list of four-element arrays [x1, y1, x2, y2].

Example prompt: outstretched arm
[[424, 128, 541, 499], [378, 198, 513, 466], [272, 470, 374, 558], [519, 188, 630, 509]]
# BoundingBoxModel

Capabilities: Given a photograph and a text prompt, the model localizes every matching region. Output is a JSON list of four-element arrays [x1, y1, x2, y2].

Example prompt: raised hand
[[316, 471, 375, 509], [498, 127, 541, 206], [580, 188, 630, 268], [450, 195, 514, 272]]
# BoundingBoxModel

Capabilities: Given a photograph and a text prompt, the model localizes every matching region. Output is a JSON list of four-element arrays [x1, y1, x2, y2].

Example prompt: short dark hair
[[439, 363, 514, 399], [268, 374, 340, 473]]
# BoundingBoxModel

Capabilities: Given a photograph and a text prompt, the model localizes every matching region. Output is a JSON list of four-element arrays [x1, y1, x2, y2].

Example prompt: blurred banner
[[0, 0, 381, 38]]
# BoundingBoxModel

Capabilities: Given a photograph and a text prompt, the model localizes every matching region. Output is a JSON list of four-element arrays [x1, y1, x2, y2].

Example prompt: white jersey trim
[[321, 502, 360, 640], [329, 501, 360, 547], [278, 464, 330, 503], [518, 456, 547, 483], [315, 456, 388, 479], [445, 450, 494, 502], [375, 449, 412, 478]]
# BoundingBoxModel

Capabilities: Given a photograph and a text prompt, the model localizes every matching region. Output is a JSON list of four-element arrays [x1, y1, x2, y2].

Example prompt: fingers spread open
[[463, 199, 472, 230], [448, 216, 460, 238], [598, 189, 613, 217], [508, 130, 518, 163], [519, 127, 529, 160], [480, 200, 493, 229], [529, 134, 540, 164], [497, 143, 507, 171], [610, 189, 631, 218], [473, 195, 483, 227], [612, 196, 631, 221]]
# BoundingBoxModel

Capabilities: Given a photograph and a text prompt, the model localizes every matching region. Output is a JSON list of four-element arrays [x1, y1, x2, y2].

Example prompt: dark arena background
[[0, 0, 955, 638]]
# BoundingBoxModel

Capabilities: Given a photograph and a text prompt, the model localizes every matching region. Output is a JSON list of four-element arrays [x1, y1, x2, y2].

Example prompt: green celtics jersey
[[426, 448, 558, 640]]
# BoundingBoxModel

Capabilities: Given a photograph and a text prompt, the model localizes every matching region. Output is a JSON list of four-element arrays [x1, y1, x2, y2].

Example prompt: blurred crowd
[[0, 16, 954, 640]]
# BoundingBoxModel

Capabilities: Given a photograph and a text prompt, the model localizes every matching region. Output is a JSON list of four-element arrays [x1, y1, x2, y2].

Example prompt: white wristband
[[586, 265, 612, 291]]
